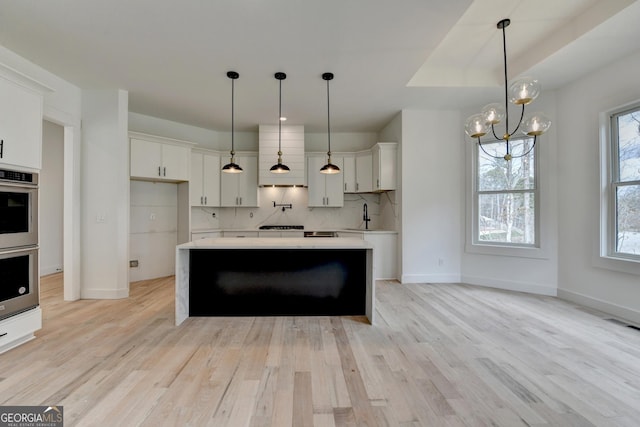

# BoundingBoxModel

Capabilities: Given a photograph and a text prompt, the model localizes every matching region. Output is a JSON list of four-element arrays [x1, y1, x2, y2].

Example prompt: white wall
[[81, 90, 130, 299], [399, 110, 463, 283], [40, 120, 64, 275], [556, 49, 640, 323]]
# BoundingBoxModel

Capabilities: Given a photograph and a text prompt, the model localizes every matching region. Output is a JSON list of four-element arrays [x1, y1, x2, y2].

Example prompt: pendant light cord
[[278, 77, 282, 154], [231, 77, 235, 153], [502, 22, 509, 135], [326, 77, 331, 155]]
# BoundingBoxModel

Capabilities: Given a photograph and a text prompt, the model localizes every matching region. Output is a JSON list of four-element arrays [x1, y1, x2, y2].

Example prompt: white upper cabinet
[[258, 125, 305, 186], [190, 150, 220, 207], [355, 150, 373, 193], [372, 142, 397, 192], [130, 133, 192, 182], [307, 154, 344, 207], [342, 153, 356, 193], [221, 153, 258, 207], [0, 77, 43, 170]]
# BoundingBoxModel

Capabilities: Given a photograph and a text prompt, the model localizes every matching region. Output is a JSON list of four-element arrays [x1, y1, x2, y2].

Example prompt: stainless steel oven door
[[0, 182, 38, 250], [0, 247, 39, 321]]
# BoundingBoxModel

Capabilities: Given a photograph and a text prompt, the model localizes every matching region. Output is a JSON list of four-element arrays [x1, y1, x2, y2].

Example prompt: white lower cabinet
[[0, 307, 42, 354], [337, 231, 397, 280], [191, 231, 222, 240], [222, 231, 259, 238]]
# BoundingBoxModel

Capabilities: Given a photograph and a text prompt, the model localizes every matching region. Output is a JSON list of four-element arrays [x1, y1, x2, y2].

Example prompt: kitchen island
[[175, 237, 374, 325]]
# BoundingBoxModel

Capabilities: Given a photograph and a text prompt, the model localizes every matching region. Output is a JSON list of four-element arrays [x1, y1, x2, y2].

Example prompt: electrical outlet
[[149, 213, 156, 220], [130, 260, 139, 268]]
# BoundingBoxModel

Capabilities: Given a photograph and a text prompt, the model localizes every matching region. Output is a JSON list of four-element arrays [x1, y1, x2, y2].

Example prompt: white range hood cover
[[258, 125, 305, 186]]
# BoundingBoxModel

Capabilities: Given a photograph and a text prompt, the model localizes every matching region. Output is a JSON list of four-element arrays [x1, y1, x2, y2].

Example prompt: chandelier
[[464, 19, 551, 161]]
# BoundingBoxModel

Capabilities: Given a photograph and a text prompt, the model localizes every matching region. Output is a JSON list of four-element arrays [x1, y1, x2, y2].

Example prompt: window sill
[[594, 254, 640, 276], [465, 242, 549, 260]]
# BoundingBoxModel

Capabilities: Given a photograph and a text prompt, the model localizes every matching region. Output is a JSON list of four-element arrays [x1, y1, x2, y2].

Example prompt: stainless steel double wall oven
[[0, 168, 39, 321]]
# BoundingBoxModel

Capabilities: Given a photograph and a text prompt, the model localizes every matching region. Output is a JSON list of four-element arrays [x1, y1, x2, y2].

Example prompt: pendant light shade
[[320, 72, 340, 174], [222, 71, 243, 173], [270, 72, 290, 174]]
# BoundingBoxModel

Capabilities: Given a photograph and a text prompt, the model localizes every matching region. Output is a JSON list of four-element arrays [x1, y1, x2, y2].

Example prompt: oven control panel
[[0, 169, 37, 184]]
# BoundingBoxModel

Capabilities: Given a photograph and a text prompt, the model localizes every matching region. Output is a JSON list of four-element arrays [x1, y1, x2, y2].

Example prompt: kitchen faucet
[[363, 203, 371, 230]]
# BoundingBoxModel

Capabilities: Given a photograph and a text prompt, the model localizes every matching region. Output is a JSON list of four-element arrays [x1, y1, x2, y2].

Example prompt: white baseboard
[[558, 288, 640, 325], [401, 273, 461, 284], [40, 265, 63, 276], [80, 288, 129, 299], [461, 275, 557, 296]]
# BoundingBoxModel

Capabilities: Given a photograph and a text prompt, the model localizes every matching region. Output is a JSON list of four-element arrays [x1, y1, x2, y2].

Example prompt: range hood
[[258, 125, 305, 186]]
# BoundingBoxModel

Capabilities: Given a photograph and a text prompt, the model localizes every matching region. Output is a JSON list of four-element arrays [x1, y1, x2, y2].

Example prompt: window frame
[[604, 104, 640, 263], [472, 136, 540, 249]]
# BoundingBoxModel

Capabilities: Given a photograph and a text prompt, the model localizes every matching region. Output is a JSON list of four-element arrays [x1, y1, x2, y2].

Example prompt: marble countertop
[[178, 237, 374, 250]]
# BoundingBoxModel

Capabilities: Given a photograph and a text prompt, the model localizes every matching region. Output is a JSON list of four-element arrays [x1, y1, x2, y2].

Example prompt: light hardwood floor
[[1, 274, 640, 426]]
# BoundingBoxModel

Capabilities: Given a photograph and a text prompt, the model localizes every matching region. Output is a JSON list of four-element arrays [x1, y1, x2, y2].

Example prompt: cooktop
[[258, 225, 304, 230]]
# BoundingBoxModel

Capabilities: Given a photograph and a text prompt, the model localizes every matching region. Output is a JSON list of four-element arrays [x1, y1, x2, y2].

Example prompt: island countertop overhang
[[178, 237, 374, 250]]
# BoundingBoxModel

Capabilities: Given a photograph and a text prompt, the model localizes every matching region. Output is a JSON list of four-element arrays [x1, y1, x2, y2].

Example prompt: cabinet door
[[342, 154, 356, 193], [237, 154, 258, 207], [161, 144, 189, 181], [202, 153, 220, 206], [220, 154, 257, 207], [355, 151, 373, 193], [373, 143, 397, 191], [324, 156, 344, 207], [130, 138, 163, 178], [307, 155, 327, 207], [220, 170, 239, 207], [0, 80, 42, 170], [191, 231, 221, 240], [190, 152, 204, 205]]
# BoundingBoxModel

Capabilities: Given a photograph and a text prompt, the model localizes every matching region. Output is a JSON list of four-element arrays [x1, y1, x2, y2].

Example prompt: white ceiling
[[0, 0, 639, 132]]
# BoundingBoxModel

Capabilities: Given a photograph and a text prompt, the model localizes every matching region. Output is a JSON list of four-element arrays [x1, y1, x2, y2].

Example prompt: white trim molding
[[80, 288, 129, 300], [401, 273, 461, 284], [462, 275, 558, 296], [558, 288, 640, 325]]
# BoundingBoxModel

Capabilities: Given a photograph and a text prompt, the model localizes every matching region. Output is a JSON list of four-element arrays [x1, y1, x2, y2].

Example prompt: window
[[609, 106, 640, 260], [474, 137, 538, 247]]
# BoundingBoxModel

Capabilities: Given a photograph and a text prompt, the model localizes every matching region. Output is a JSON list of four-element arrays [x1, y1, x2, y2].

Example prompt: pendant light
[[222, 71, 243, 173], [320, 72, 340, 174], [270, 72, 290, 174]]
